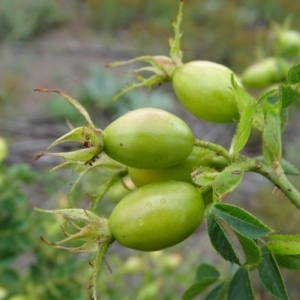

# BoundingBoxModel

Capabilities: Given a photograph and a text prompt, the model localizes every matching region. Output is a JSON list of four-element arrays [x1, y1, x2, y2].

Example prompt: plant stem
[[193, 138, 300, 208], [248, 158, 300, 209], [91, 239, 113, 300], [194, 138, 231, 161]]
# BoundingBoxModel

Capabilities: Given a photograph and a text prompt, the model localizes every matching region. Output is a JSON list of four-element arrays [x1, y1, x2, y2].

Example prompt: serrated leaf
[[182, 278, 219, 300], [229, 102, 256, 155], [258, 250, 289, 300], [203, 283, 225, 300], [211, 203, 272, 239], [212, 162, 245, 200], [275, 255, 300, 270], [235, 232, 262, 265], [227, 268, 254, 300], [196, 264, 220, 281], [267, 240, 300, 255], [279, 84, 300, 108], [262, 101, 282, 165], [207, 214, 241, 265], [287, 62, 300, 84]]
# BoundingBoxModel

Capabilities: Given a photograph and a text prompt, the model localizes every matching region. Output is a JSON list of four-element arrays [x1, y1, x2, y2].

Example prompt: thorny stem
[[90, 239, 112, 300], [194, 137, 300, 208], [194, 138, 231, 162], [247, 158, 300, 209], [169, 0, 184, 63]]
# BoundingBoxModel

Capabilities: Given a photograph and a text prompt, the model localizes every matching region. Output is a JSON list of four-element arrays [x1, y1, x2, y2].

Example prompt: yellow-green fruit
[[172, 61, 240, 123], [241, 57, 289, 88], [103, 108, 194, 169], [276, 30, 300, 56], [128, 146, 224, 187], [109, 181, 205, 251]]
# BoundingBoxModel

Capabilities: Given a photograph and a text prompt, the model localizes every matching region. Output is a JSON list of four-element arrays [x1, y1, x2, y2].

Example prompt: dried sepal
[[36, 147, 101, 163], [33, 207, 99, 223], [106, 0, 186, 101], [34, 89, 94, 127], [34, 207, 113, 300], [34, 90, 104, 167]]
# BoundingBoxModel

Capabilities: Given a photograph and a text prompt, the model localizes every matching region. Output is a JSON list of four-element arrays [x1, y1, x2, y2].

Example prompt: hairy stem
[[247, 158, 300, 209], [91, 239, 113, 300], [194, 138, 231, 161]]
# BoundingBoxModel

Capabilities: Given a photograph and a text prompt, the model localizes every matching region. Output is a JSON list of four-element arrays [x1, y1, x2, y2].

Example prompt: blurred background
[[1, 0, 300, 299]]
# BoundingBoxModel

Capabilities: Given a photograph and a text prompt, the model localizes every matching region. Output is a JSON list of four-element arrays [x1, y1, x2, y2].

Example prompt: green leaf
[[196, 264, 220, 281], [192, 167, 219, 187], [281, 158, 299, 175], [275, 255, 300, 270], [279, 84, 300, 108], [182, 278, 219, 300], [287, 62, 300, 84], [211, 203, 272, 239], [259, 88, 278, 104], [235, 232, 262, 265], [227, 268, 254, 300], [231, 75, 255, 112], [231, 75, 265, 132], [203, 283, 225, 300], [262, 101, 282, 165], [267, 240, 300, 255], [183, 263, 221, 300], [258, 250, 289, 300], [212, 162, 245, 200], [229, 102, 256, 155], [216, 280, 231, 300], [207, 214, 241, 265]]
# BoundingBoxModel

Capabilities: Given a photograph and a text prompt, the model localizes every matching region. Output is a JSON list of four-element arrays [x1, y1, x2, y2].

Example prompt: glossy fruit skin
[[128, 146, 222, 187], [172, 61, 240, 123], [103, 108, 194, 169], [241, 57, 289, 88], [108, 181, 205, 251]]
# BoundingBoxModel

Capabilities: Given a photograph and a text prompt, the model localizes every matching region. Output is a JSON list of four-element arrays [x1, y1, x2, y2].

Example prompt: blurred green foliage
[[0, 161, 201, 300], [0, 0, 68, 41], [82, 0, 300, 69]]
